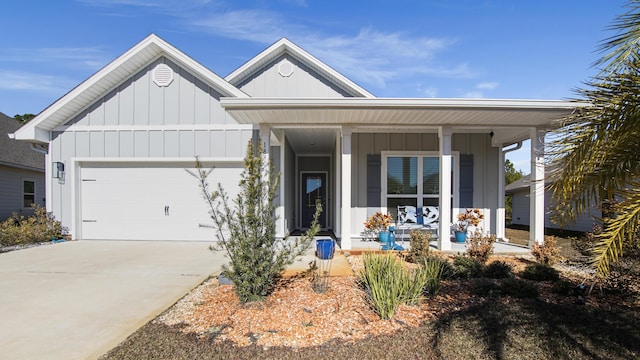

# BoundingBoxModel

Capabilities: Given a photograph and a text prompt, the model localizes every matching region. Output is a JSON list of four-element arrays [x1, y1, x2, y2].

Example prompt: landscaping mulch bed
[[102, 254, 640, 360]]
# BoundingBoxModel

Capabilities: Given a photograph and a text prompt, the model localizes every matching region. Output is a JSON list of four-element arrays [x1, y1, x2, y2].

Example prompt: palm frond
[[592, 184, 640, 277]]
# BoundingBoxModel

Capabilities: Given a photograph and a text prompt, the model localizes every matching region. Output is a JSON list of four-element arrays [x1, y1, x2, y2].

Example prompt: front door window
[[301, 173, 326, 228]]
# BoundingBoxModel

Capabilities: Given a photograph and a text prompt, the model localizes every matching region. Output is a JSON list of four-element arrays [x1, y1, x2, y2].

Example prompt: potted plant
[[364, 212, 393, 243], [452, 208, 484, 243]]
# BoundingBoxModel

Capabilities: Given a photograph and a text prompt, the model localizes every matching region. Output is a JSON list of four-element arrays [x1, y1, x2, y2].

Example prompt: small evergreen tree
[[189, 139, 320, 303]]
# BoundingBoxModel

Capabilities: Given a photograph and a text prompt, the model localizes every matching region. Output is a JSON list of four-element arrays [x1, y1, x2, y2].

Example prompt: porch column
[[259, 125, 283, 236], [439, 127, 452, 251], [496, 145, 506, 240], [340, 128, 352, 250], [530, 128, 545, 245], [276, 130, 286, 238]]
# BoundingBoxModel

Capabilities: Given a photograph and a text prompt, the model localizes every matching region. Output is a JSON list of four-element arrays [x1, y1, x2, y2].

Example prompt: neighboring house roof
[[505, 175, 531, 194], [12, 34, 248, 143], [226, 38, 374, 98], [0, 112, 44, 171]]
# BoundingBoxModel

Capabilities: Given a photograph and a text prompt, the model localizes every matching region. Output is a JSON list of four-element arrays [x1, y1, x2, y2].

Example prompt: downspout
[[503, 141, 522, 154]]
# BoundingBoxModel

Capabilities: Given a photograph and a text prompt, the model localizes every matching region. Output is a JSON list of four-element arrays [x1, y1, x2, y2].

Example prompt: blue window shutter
[[367, 154, 381, 207], [459, 154, 473, 208]]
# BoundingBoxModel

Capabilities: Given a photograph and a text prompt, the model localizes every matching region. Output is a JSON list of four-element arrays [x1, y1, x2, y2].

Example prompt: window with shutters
[[382, 152, 458, 220]]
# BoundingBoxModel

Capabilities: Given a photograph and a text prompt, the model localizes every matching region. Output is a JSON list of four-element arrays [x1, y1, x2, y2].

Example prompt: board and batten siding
[[0, 165, 45, 220], [48, 56, 254, 232], [236, 54, 354, 98], [350, 132, 499, 236]]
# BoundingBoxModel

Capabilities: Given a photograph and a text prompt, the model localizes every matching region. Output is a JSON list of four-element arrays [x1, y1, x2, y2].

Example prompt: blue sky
[[0, 0, 627, 172]]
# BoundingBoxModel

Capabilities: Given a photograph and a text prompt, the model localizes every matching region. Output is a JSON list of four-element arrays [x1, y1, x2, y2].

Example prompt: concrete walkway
[[0, 240, 225, 360]]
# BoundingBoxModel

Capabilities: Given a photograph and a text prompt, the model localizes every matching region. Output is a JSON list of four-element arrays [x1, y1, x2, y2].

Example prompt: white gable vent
[[153, 63, 174, 87], [278, 59, 294, 77]]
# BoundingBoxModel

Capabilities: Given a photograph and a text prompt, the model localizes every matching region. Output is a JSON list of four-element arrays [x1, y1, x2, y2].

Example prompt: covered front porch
[[222, 98, 580, 250]]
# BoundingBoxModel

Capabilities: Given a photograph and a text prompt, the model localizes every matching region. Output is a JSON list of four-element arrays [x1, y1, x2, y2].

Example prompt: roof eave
[[14, 34, 247, 143]]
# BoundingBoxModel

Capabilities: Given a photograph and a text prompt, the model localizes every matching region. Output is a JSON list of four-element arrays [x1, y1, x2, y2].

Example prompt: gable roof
[[13, 34, 247, 143], [225, 38, 374, 99], [0, 113, 44, 171]]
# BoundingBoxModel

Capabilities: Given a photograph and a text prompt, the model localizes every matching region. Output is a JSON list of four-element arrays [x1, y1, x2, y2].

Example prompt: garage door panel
[[80, 165, 242, 241]]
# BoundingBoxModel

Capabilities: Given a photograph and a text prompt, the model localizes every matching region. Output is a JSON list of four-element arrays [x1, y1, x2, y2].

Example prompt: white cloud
[[476, 82, 498, 90], [0, 47, 109, 70], [0, 71, 73, 93], [462, 91, 484, 98], [75, 1, 478, 90]]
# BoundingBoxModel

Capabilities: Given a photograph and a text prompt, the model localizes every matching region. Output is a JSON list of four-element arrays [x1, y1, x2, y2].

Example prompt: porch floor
[[345, 238, 531, 255]]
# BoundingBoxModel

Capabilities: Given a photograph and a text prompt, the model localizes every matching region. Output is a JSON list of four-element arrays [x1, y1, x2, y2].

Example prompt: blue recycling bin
[[316, 239, 335, 259]]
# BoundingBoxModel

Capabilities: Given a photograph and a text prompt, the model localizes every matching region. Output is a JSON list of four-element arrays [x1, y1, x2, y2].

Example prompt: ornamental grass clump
[[360, 253, 433, 319], [422, 256, 448, 296], [360, 253, 406, 319]]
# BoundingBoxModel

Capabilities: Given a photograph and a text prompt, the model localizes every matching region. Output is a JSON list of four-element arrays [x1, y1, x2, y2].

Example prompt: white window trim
[[22, 178, 36, 209], [380, 151, 460, 213]]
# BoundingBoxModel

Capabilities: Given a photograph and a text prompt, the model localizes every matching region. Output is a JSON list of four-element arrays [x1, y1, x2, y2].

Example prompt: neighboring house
[[506, 174, 598, 233], [0, 112, 45, 220], [12, 34, 581, 249]]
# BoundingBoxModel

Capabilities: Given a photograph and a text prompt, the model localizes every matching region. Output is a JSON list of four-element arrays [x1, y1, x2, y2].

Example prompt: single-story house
[[12, 34, 582, 249], [506, 174, 598, 233], [0, 112, 45, 220]]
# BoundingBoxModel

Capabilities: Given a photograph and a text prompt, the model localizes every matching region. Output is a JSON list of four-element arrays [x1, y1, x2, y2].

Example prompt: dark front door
[[301, 173, 327, 229]]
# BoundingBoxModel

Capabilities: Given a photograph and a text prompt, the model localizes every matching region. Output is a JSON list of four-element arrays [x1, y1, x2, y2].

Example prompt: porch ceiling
[[221, 97, 584, 129]]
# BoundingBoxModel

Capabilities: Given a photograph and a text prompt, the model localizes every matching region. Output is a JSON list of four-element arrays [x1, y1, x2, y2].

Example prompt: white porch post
[[340, 128, 352, 250], [439, 127, 452, 251], [276, 130, 286, 238], [530, 128, 545, 245], [496, 145, 506, 240], [259, 125, 284, 236]]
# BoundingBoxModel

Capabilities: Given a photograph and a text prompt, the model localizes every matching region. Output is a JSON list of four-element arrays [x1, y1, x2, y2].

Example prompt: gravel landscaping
[[101, 251, 640, 359]]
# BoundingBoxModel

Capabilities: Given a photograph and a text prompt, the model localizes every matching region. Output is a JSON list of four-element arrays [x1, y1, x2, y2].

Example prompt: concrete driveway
[[0, 240, 225, 359]]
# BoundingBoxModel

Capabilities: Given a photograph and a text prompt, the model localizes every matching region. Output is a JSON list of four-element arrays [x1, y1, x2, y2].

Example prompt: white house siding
[[236, 54, 353, 98], [510, 189, 530, 226], [0, 165, 45, 220], [350, 132, 499, 237], [510, 189, 598, 233], [48, 57, 253, 239]]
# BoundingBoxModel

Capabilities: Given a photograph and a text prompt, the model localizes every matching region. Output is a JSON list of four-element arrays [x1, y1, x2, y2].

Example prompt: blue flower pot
[[454, 231, 467, 243], [379, 231, 390, 244]]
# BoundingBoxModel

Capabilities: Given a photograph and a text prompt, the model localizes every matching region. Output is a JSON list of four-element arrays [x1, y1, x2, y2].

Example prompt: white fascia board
[[12, 126, 49, 143], [225, 38, 375, 98], [220, 97, 584, 110]]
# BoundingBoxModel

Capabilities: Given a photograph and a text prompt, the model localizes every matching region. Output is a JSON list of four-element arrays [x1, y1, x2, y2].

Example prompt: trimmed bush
[[531, 236, 561, 265], [501, 278, 539, 298], [453, 256, 484, 279], [0, 205, 67, 247], [405, 229, 432, 264], [551, 279, 576, 296], [483, 260, 513, 279], [472, 278, 501, 297], [520, 263, 560, 282], [466, 230, 496, 263]]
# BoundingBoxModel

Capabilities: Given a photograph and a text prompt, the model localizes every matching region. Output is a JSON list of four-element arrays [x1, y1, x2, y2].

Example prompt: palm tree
[[547, 1, 640, 278]]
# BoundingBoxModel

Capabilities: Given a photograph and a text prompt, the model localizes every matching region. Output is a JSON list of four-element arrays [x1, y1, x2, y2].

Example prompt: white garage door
[[80, 163, 242, 241]]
